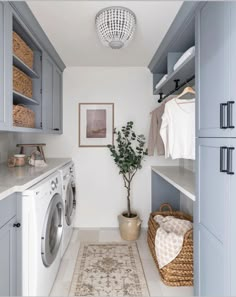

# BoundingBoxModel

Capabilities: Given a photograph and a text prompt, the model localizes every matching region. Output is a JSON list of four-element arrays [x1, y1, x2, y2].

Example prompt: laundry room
[[0, 1, 234, 297]]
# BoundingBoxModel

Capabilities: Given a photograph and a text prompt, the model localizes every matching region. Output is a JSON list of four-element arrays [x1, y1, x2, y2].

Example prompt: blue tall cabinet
[[149, 1, 236, 295], [195, 1, 236, 295]]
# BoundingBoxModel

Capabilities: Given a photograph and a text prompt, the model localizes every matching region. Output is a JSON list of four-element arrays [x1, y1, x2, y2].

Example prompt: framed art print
[[79, 103, 114, 147]]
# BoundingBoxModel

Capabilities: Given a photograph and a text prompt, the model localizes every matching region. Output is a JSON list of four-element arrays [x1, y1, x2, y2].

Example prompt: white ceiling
[[27, 1, 182, 67]]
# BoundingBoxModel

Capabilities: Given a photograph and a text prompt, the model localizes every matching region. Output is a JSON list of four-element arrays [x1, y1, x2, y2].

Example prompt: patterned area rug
[[69, 242, 150, 297]]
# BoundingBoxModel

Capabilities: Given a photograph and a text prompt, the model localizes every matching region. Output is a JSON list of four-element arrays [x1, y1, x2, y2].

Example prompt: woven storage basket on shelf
[[147, 203, 193, 287], [13, 31, 34, 69], [13, 66, 33, 98], [13, 105, 35, 128]]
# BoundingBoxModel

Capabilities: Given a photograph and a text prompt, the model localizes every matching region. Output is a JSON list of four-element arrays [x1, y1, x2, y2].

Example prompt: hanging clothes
[[148, 98, 173, 156], [160, 98, 195, 160]]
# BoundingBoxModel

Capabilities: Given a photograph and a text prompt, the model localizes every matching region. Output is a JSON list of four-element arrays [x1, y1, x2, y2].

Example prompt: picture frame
[[79, 103, 114, 147]]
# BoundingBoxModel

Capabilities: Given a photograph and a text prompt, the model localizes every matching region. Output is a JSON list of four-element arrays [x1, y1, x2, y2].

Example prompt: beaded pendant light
[[95, 6, 136, 49]]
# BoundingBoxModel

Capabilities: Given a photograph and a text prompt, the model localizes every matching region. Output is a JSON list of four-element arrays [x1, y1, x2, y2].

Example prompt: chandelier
[[95, 6, 136, 49]]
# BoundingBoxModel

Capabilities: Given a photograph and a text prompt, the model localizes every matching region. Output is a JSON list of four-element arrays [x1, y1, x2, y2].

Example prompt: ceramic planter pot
[[118, 212, 142, 241]]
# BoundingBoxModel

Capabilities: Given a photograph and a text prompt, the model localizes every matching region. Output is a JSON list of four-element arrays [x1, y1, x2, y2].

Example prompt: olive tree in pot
[[108, 121, 148, 240]]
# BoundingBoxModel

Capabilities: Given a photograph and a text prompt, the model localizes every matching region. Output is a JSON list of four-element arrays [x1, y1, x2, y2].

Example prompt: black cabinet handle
[[53, 128, 60, 131], [227, 101, 235, 129], [227, 147, 235, 175], [13, 223, 21, 228], [220, 103, 228, 129], [220, 146, 228, 172]]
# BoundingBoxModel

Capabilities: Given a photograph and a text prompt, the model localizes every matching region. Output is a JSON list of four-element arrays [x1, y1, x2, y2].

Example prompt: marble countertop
[[0, 158, 71, 201], [151, 166, 195, 201]]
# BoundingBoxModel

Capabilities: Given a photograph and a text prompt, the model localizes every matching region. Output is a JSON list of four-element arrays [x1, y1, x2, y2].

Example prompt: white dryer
[[21, 172, 64, 296], [59, 161, 77, 256]]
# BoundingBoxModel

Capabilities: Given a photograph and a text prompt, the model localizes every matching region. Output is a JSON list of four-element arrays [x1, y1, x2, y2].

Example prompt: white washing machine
[[21, 172, 64, 296], [59, 161, 77, 256]]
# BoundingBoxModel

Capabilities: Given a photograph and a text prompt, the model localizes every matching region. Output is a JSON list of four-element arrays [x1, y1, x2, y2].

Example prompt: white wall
[[0, 132, 23, 163], [22, 67, 178, 228]]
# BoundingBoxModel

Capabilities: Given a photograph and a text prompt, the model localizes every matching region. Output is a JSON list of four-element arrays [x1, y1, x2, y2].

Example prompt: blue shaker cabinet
[[197, 2, 231, 138], [0, 2, 11, 131], [42, 52, 63, 134], [195, 138, 231, 295], [196, 2, 236, 295], [0, 195, 20, 296]]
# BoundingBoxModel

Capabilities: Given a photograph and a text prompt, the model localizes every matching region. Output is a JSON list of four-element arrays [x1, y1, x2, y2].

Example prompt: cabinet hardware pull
[[227, 101, 235, 129], [53, 128, 59, 131], [220, 103, 228, 129], [220, 147, 228, 172], [13, 223, 21, 228], [227, 147, 235, 175]]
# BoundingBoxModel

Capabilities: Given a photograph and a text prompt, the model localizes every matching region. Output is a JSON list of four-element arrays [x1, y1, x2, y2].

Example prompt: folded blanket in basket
[[154, 215, 193, 269]]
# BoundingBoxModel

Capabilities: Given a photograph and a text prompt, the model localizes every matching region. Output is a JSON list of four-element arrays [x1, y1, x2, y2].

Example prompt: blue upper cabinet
[[42, 52, 63, 134], [0, 1, 65, 134], [52, 66, 63, 133], [197, 2, 236, 138], [0, 3, 11, 130], [196, 2, 231, 138]]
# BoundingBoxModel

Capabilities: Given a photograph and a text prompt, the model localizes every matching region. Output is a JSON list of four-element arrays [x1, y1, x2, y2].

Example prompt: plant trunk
[[127, 180, 131, 217]]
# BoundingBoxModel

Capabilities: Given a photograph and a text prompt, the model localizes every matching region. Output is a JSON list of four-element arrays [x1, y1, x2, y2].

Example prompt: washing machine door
[[65, 179, 76, 226], [41, 193, 63, 267]]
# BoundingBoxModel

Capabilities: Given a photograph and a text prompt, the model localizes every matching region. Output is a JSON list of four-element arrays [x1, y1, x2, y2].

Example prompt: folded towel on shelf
[[173, 46, 195, 71], [155, 74, 168, 90], [154, 215, 193, 268]]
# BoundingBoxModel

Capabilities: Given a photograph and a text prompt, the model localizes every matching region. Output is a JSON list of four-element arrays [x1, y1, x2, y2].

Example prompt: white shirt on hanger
[[160, 98, 195, 160]]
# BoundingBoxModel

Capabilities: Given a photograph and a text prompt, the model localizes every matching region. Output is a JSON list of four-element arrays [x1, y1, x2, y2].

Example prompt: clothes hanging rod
[[158, 75, 195, 103]]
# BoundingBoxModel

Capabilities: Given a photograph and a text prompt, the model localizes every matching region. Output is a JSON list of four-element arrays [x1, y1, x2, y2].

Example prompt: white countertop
[[0, 158, 71, 201], [151, 166, 195, 201]]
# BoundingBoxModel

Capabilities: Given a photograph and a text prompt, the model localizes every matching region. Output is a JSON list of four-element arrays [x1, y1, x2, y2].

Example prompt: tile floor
[[50, 228, 193, 297]]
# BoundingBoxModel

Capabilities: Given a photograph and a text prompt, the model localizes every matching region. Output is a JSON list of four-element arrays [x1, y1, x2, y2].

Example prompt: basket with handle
[[147, 203, 193, 286], [13, 104, 35, 128]]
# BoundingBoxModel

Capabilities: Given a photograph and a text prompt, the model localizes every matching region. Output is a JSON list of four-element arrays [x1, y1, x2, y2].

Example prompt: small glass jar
[[14, 154, 26, 167]]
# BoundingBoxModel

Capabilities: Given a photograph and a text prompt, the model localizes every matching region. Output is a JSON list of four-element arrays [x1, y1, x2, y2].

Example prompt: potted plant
[[108, 121, 148, 240]]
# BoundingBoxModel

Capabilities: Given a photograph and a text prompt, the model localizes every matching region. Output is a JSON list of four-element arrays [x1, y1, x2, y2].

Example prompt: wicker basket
[[13, 31, 34, 69], [13, 104, 35, 128], [147, 203, 193, 287], [13, 66, 33, 98]]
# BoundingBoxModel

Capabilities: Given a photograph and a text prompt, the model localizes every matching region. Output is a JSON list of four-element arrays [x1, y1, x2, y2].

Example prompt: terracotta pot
[[118, 212, 142, 241]]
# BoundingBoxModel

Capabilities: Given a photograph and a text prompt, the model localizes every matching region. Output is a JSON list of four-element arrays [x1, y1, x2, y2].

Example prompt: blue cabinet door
[[53, 65, 63, 133], [196, 138, 231, 295], [228, 138, 236, 295], [195, 224, 225, 296], [42, 52, 63, 134], [229, 2, 236, 137], [0, 2, 11, 130], [197, 2, 231, 138], [197, 138, 230, 241], [42, 52, 54, 132], [0, 216, 17, 296]]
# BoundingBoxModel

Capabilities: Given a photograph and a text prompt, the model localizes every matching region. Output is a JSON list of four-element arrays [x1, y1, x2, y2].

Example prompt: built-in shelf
[[13, 91, 39, 105], [13, 55, 39, 79], [12, 126, 42, 133], [151, 166, 195, 201], [154, 54, 195, 95]]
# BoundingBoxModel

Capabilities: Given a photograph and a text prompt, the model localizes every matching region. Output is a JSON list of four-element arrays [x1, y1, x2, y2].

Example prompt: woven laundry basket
[[13, 31, 34, 69], [13, 104, 35, 128], [13, 66, 33, 98], [147, 203, 193, 287]]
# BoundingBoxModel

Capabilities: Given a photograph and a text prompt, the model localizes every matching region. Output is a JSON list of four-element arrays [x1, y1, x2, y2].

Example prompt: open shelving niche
[[148, 5, 196, 214], [12, 14, 42, 130], [151, 166, 195, 213], [149, 7, 195, 100]]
